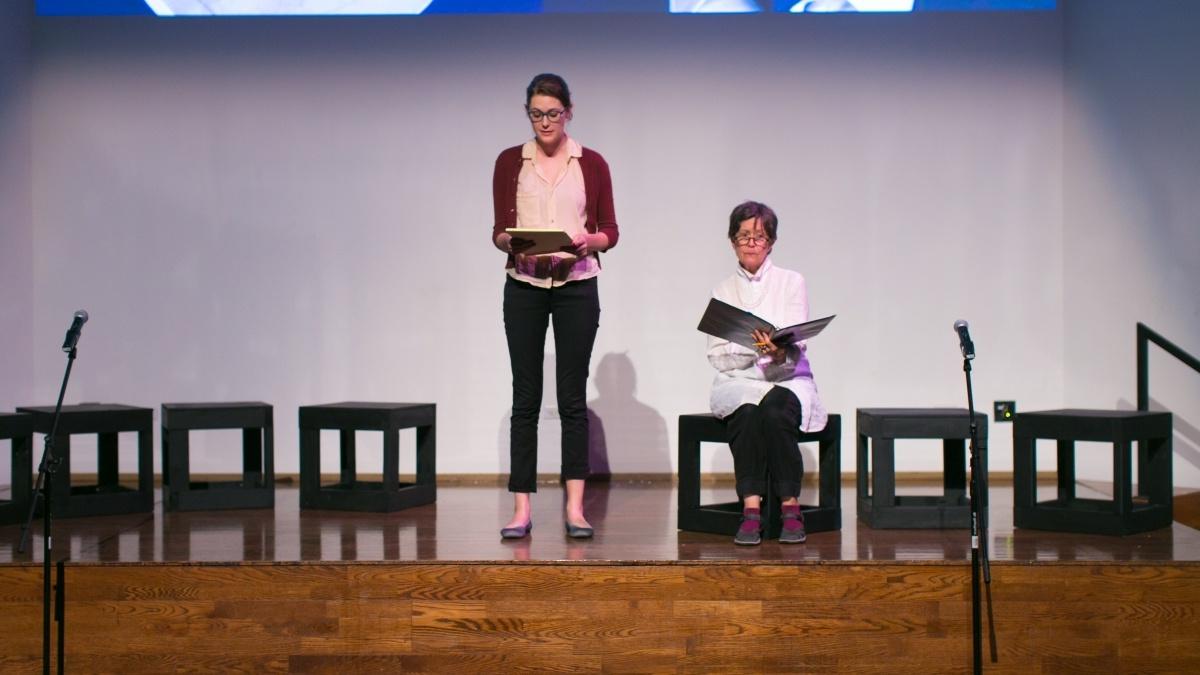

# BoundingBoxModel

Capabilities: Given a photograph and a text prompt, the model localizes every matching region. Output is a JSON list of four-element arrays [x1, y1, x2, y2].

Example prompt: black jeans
[[503, 275, 600, 493], [726, 386, 805, 500]]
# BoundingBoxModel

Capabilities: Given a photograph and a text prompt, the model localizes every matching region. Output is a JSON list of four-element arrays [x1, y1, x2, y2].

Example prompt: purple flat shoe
[[565, 522, 594, 539], [501, 521, 532, 539]]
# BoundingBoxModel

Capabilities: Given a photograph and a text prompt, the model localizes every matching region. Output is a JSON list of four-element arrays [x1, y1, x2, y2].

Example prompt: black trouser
[[503, 275, 600, 493], [726, 386, 805, 500]]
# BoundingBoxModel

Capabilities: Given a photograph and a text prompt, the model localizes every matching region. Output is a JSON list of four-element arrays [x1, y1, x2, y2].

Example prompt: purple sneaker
[[780, 504, 807, 544], [735, 508, 763, 546]]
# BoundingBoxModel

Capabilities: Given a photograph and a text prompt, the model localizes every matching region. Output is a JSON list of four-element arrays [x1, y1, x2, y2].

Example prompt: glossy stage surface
[[3, 480, 1198, 565]]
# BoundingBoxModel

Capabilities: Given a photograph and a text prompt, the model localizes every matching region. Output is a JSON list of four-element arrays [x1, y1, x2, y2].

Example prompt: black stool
[[677, 413, 842, 539], [298, 402, 436, 512], [856, 408, 988, 529], [161, 402, 275, 511], [15, 403, 153, 518], [1014, 408, 1172, 535], [0, 413, 34, 525]]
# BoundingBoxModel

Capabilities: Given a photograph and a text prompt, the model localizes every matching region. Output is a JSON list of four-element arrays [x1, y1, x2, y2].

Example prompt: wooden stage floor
[[3, 482, 1200, 673], [3, 481, 1198, 564]]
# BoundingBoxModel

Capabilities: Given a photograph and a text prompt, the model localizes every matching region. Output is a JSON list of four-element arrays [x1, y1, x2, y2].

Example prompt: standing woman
[[492, 74, 619, 539]]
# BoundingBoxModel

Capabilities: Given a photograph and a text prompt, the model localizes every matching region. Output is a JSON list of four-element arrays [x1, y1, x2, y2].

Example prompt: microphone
[[953, 319, 975, 360], [61, 310, 89, 352]]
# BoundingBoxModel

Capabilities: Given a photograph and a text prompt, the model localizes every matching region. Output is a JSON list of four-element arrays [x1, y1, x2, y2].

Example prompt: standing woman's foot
[[563, 478, 593, 538], [501, 520, 532, 539], [502, 496, 533, 539], [564, 512, 593, 539]]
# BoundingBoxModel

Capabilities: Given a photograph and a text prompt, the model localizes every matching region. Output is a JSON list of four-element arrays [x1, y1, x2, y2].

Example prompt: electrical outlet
[[994, 401, 1016, 422]]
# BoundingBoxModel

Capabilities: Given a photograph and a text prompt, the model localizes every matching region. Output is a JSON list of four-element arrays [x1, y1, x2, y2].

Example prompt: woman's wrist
[[495, 232, 512, 253]]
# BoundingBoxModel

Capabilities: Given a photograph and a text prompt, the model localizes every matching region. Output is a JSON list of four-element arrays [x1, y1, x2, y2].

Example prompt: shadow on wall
[[496, 351, 671, 481], [1118, 397, 1200, 476], [587, 351, 671, 476]]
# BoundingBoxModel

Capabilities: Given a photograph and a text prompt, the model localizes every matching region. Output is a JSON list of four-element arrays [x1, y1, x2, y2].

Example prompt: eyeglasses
[[527, 107, 566, 123], [734, 234, 770, 247]]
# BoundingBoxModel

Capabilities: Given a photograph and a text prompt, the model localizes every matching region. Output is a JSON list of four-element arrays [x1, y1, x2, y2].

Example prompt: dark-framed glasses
[[734, 234, 770, 247], [527, 107, 566, 123]]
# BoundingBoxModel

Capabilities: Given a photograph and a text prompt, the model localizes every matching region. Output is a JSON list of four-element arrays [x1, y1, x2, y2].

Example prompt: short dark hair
[[727, 201, 778, 242], [526, 73, 572, 110]]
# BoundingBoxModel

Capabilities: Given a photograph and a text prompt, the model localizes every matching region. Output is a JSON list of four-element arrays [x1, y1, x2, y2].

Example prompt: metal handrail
[[1137, 322, 1200, 411]]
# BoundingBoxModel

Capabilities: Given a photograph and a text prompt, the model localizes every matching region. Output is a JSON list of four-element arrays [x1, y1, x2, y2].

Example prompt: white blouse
[[508, 137, 601, 288], [707, 258, 828, 433]]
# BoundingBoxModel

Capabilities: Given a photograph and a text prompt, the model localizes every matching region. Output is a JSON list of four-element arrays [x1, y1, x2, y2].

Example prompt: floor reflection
[[0, 510, 156, 563], [162, 509, 276, 562], [1000, 525, 1178, 563], [854, 521, 971, 561], [298, 507, 437, 561], [0, 482, 1196, 564]]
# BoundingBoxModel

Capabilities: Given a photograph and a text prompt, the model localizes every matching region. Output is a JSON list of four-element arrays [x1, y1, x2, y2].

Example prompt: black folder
[[697, 298, 835, 350]]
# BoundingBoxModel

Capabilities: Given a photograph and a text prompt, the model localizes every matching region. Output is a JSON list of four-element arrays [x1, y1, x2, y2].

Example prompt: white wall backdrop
[[1063, 0, 1200, 488], [19, 11, 1067, 484], [0, 3, 36, 428], [8, 5, 1189, 490]]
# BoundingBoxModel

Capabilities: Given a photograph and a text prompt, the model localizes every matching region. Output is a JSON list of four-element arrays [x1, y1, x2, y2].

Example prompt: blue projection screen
[[38, 0, 1056, 16]]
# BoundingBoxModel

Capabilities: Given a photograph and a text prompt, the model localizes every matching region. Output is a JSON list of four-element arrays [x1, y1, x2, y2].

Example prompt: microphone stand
[[18, 346, 75, 675], [961, 353, 993, 674]]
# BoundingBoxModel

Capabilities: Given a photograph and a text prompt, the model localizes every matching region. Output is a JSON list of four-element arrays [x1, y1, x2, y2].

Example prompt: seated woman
[[707, 201, 828, 545]]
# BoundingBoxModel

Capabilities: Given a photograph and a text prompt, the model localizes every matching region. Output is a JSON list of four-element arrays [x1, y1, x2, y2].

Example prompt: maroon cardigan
[[491, 144, 620, 269]]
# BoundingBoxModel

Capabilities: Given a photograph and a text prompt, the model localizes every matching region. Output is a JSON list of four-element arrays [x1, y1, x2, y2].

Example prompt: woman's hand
[[496, 232, 536, 256], [562, 232, 607, 257], [563, 233, 591, 257], [751, 329, 786, 364]]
